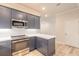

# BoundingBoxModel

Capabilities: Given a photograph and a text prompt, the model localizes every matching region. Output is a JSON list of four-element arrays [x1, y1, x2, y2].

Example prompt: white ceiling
[[20, 3, 79, 18]]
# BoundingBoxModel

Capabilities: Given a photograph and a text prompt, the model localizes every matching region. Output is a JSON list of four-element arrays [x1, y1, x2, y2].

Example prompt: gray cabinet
[[12, 9, 27, 21], [36, 38, 48, 55], [34, 16, 40, 29], [0, 6, 40, 29], [0, 40, 11, 56], [29, 37, 37, 51], [27, 14, 35, 29], [29, 36, 55, 56], [36, 37, 55, 56], [0, 6, 11, 29], [27, 14, 40, 29]]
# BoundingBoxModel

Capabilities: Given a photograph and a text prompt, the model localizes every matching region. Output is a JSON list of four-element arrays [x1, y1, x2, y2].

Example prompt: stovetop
[[11, 35, 28, 40]]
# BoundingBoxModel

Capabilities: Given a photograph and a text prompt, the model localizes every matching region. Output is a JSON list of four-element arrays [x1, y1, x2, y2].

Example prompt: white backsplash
[[11, 28, 40, 36], [25, 29, 40, 35], [0, 28, 40, 41], [0, 29, 11, 38], [10, 28, 26, 36]]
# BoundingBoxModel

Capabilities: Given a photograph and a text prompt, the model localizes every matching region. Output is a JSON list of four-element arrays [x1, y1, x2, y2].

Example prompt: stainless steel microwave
[[12, 20, 25, 28]]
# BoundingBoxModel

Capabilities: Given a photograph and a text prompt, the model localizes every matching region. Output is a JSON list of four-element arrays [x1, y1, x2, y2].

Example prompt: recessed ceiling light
[[45, 14, 48, 17], [42, 7, 46, 10]]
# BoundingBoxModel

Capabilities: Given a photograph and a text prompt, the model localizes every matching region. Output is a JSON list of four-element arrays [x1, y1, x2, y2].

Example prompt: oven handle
[[12, 39, 29, 43]]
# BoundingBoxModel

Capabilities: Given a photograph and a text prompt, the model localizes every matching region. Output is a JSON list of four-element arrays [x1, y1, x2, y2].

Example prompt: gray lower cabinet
[[0, 40, 11, 56], [29, 37, 37, 51], [29, 36, 55, 56], [0, 6, 11, 29], [36, 37, 55, 56]]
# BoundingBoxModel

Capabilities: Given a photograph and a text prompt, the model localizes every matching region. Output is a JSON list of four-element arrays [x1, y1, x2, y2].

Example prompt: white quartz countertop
[[0, 37, 11, 41], [0, 34, 56, 41], [26, 34, 56, 39]]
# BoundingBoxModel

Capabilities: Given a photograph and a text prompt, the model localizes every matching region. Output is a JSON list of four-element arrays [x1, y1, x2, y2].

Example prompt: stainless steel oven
[[11, 35, 29, 56]]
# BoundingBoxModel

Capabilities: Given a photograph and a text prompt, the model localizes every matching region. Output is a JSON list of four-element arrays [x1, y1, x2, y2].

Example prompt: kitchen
[[0, 3, 55, 56], [0, 3, 79, 56]]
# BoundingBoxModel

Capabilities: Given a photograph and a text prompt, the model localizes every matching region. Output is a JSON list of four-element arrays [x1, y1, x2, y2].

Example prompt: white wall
[[40, 16, 56, 35], [56, 14, 64, 43], [56, 8, 79, 48]]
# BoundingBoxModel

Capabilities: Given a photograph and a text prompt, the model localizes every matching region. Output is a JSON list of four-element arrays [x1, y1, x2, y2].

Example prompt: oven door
[[11, 39, 29, 53]]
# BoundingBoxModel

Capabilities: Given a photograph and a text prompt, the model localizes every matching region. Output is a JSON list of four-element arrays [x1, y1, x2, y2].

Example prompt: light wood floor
[[55, 43, 79, 56], [12, 43, 79, 56]]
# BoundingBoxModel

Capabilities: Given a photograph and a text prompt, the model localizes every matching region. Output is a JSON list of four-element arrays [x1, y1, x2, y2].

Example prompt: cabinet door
[[35, 16, 40, 29], [27, 14, 35, 29], [29, 37, 36, 51], [27, 14, 40, 29], [40, 38, 48, 55], [25, 13, 29, 28], [36, 37, 41, 50], [36, 37, 48, 55], [0, 40, 11, 56], [0, 6, 11, 29], [48, 38, 55, 56], [12, 9, 26, 21]]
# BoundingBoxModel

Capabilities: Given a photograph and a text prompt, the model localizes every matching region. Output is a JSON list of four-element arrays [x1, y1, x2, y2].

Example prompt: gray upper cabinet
[[0, 6, 11, 29], [27, 14, 35, 29], [34, 16, 40, 29], [27, 14, 40, 29], [12, 9, 27, 21], [0, 5, 40, 29]]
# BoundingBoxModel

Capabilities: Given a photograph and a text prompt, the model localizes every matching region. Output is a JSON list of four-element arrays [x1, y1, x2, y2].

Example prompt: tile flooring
[[12, 43, 79, 56]]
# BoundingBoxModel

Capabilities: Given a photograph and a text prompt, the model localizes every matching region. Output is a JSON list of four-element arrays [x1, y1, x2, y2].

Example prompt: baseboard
[[56, 40, 79, 49]]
